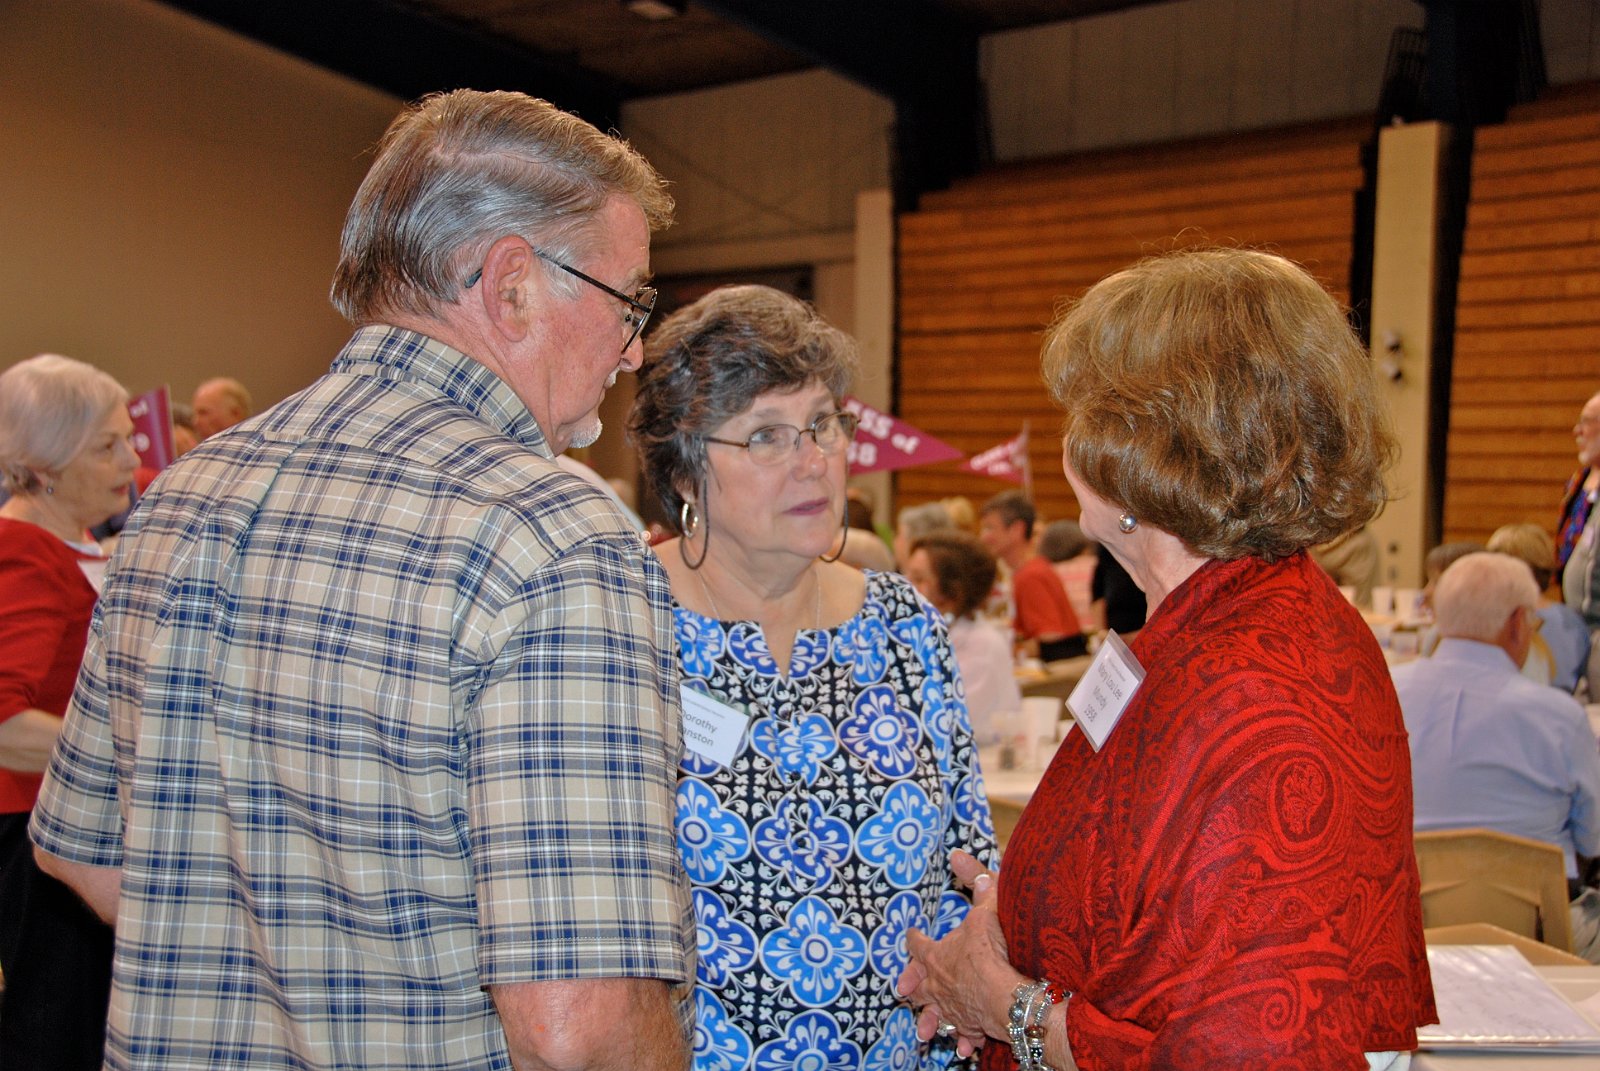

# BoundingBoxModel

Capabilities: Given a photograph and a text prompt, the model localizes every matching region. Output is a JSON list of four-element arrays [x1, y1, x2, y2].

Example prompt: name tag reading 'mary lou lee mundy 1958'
[[1066, 632, 1146, 752], [679, 685, 751, 769]]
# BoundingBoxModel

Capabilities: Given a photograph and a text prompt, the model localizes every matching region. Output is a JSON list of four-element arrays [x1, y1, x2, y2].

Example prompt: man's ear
[[1499, 604, 1529, 652], [475, 236, 539, 342]]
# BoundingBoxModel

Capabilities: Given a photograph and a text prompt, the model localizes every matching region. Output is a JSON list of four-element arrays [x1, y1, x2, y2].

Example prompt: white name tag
[[680, 685, 750, 768], [1066, 631, 1146, 752]]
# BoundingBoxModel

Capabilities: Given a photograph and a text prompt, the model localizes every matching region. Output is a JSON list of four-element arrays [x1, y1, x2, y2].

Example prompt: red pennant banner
[[128, 385, 175, 473], [962, 427, 1029, 484], [842, 396, 965, 474]]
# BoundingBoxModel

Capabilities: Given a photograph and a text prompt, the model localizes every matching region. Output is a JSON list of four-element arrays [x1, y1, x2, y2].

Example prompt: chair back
[[1414, 828, 1572, 953]]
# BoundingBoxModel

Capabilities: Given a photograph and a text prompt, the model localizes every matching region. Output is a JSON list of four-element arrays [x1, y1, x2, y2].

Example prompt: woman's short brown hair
[[629, 284, 857, 521], [1042, 248, 1396, 561], [910, 530, 998, 620]]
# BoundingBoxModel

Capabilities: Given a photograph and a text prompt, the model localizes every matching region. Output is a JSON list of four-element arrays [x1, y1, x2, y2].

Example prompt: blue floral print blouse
[[673, 570, 997, 1071]]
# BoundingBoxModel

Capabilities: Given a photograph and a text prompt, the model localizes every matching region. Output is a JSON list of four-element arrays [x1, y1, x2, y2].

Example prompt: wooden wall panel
[[1444, 86, 1600, 547], [895, 118, 1370, 526]]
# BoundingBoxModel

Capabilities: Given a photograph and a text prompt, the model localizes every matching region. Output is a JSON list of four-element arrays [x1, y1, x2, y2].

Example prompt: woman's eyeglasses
[[704, 411, 859, 466]]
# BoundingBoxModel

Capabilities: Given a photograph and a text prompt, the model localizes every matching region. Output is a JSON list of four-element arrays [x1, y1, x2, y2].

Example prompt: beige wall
[[0, 0, 400, 408], [982, 0, 1600, 164], [982, 0, 1420, 161], [1367, 122, 1450, 588], [1543, 0, 1600, 83], [622, 70, 894, 255], [849, 190, 896, 529]]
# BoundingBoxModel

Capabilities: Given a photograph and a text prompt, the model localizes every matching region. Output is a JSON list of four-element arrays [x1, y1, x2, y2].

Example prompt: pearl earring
[[1117, 513, 1137, 533]]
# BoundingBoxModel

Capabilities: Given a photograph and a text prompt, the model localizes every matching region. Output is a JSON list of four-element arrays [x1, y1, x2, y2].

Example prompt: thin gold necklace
[[695, 565, 828, 893], [695, 566, 822, 631]]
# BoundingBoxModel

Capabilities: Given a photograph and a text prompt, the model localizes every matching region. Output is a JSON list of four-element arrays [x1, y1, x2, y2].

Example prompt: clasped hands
[[898, 849, 1020, 1059]]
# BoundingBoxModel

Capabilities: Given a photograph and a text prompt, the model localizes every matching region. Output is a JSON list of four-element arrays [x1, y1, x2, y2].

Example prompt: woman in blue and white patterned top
[[630, 285, 996, 1071]]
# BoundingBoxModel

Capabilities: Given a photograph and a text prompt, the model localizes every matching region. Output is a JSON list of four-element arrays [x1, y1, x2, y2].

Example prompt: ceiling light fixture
[[623, 0, 685, 19]]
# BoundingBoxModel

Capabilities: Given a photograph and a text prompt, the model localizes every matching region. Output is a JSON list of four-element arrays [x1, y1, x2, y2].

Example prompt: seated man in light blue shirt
[[1394, 551, 1600, 881]]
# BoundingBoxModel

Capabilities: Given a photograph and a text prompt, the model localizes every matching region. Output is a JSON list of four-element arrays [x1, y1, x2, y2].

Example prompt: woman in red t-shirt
[[900, 249, 1437, 1071], [0, 354, 139, 1071]]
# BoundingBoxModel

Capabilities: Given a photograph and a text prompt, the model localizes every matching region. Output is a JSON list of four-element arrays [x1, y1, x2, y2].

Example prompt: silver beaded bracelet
[[1006, 979, 1068, 1071]]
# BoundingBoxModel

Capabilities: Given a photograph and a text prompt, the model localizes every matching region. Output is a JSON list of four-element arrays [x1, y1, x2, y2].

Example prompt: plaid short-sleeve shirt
[[32, 326, 693, 1070]]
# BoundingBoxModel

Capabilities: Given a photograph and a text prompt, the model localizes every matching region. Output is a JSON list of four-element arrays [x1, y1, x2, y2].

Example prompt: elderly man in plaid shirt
[[31, 89, 692, 1071]]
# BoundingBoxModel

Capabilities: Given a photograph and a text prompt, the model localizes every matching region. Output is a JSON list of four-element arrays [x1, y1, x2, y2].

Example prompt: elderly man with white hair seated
[[1394, 550, 1600, 883]]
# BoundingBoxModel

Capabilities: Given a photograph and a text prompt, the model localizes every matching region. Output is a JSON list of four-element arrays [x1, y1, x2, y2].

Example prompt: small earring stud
[[1117, 513, 1138, 534]]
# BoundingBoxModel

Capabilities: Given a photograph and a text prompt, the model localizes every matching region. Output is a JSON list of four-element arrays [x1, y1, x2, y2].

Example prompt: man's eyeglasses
[[705, 411, 859, 466], [464, 247, 657, 356]]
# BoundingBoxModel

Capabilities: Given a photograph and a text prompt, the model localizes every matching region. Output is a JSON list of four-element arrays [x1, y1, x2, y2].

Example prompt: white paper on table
[[1418, 945, 1600, 1052]]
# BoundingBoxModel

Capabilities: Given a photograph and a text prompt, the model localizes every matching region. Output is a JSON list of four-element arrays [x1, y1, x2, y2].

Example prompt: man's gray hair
[[1038, 519, 1089, 563], [0, 355, 128, 495], [897, 502, 953, 542], [1434, 551, 1540, 643], [330, 89, 673, 326]]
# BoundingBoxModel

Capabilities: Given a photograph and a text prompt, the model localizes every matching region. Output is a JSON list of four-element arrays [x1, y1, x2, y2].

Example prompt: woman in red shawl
[[899, 248, 1436, 1070]]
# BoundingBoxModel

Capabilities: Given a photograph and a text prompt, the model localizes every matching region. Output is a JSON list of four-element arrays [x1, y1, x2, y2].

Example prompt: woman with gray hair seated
[[629, 284, 994, 1071], [0, 354, 137, 1070], [893, 500, 953, 570]]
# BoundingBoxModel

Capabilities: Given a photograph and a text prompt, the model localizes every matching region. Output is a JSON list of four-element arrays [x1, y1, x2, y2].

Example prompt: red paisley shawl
[[986, 552, 1436, 1070]]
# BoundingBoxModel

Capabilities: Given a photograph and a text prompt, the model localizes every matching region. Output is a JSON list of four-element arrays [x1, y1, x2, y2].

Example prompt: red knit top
[[1012, 554, 1082, 640], [0, 517, 102, 814]]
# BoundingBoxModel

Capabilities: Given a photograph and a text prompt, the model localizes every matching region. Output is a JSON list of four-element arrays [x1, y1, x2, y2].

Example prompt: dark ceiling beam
[[157, 0, 626, 130], [693, 0, 982, 206], [1416, 0, 1544, 127]]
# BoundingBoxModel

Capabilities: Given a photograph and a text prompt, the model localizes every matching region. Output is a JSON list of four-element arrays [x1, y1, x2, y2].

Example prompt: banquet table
[[979, 738, 1062, 848]]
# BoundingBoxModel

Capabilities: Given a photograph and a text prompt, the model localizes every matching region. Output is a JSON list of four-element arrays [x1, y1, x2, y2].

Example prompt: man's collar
[[1432, 635, 1521, 674], [334, 325, 551, 456]]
